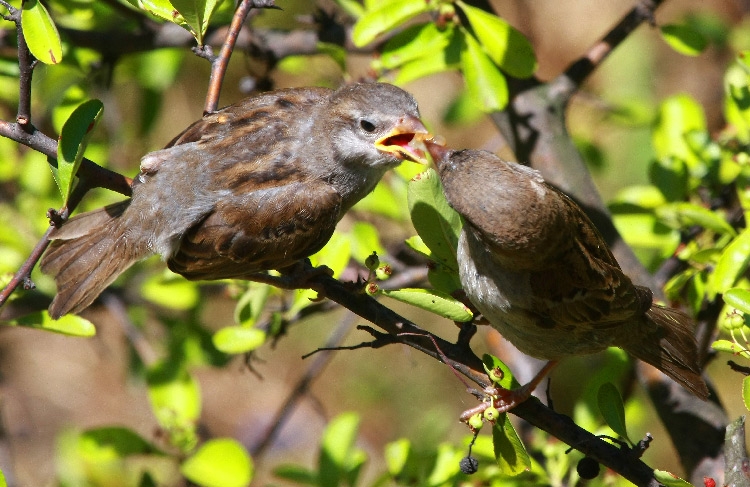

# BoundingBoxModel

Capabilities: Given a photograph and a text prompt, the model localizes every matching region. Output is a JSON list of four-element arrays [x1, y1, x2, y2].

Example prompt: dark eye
[[359, 119, 377, 132]]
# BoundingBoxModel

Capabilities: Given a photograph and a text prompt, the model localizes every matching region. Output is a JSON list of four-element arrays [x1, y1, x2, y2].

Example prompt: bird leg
[[240, 261, 333, 290], [460, 360, 559, 425]]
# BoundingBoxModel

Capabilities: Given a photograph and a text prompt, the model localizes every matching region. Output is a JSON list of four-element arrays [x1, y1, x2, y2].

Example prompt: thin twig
[[204, 0, 280, 113]]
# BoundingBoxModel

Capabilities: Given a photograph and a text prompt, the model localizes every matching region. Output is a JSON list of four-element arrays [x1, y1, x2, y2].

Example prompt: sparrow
[[41, 83, 430, 318], [426, 142, 709, 400]]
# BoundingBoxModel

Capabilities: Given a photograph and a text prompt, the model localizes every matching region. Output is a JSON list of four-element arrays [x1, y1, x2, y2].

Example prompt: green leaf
[[461, 31, 508, 111], [725, 288, 750, 314], [660, 23, 708, 57], [233, 283, 271, 326], [141, 273, 200, 311], [652, 94, 707, 166], [392, 32, 462, 85], [380, 22, 452, 69], [56, 99, 104, 202], [9, 311, 96, 337], [653, 470, 696, 487], [656, 202, 736, 236], [707, 228, 750, 297], [350, 221, 385, 264], [127, 0, 186, 25], [426, 443, 461, 485], [319, 413, 360, 487], [457, 1, 536, 78], [492, 415, 531, 475], [147, 363, 200, 451], [482, 354, 520, 389], [333, 0, 364, 18], [272, 465, 317, 485], [743, 376, 750, 412], [597, 383, 631, 444], [352, 0, 431, 47], [80, 427, 159, 456], [21, 0, 63, 64], [649, 157, 688, 202], [379, 288, 473, 322], [181, 438, 253, 487], [212, 326, 266, 354], [407, 169, 461, 269], [384, 438, 411, 477], [711, 339, 748, 355], [170, 0, 219, 44]]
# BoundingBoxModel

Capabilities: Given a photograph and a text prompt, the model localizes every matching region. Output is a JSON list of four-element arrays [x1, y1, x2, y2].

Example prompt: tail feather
[[623, 304, 709, 399], [41, 201, 148, 318]]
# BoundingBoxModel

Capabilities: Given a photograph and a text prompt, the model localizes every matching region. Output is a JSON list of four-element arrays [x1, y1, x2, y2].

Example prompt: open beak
[[424, 137, 449, 163], [375, 115, 431, 164]]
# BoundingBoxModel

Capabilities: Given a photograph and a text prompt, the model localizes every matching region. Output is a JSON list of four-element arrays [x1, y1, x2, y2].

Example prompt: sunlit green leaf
[[380, 288, 472, 322], [707, 228, 750, 298], [660, 23, 708, 57], [652, 94, 706, 167], [212, 326, 266, 354], [457, 1, 536, 78], [597, 383, 632, 444], [711, 339, 749, 355], [381, 22, 452, 69], [56, 99, 104, 202], [181, 438, 253, 487], [141, 273, 200, 311], [171, 0, 219, 44], [351, 221, 385, 264], [407, 168, 461, 269], [233, 283, 271, 326], [482, 354, 520, 389], [21, 0, 62, 64], [492, 415, 531, 475], [147, 363, 200, 451], [352, 0, 431, 47], [9, 311, 96, 337], [426, 443, 462, 485], [461, 31, 508, 112], [725, 288, 750, 314], [653, 470, 695, 487], [320, 413, 360, 487], [384, 438, 411, 477], [656, 202, 736, 236]]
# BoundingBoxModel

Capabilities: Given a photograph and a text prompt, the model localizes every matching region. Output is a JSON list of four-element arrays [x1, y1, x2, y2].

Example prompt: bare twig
[[204, 0, 280, 113]]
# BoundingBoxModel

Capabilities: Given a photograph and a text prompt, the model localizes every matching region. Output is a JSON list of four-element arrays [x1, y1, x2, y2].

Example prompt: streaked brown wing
[[527, 187, 643, 328], [163, 87, 332, 148], [168, 179, 342, 280]]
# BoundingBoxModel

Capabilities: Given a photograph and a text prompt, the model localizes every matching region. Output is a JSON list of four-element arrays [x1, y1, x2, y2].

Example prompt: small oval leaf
[[661, 23, 708, 57], [56, 99, 104, 202], [212, 326, 267, 355], [708, 228, 750, 297], [492, 415, 531, 475], [352, 0, 430, 47], [380, 287, 473, 322], [656, 202, 736, 236], [653, 470, 695, 487], [725, 288, 750, 314], [458, 2, 536, 78], [597, 383, 631, 444], [21, 0, 63, 64], [460, 31, 508, 112], [10, 311, 97, 337], [710, 339, 747, 355], [181, 438, 253, 487]]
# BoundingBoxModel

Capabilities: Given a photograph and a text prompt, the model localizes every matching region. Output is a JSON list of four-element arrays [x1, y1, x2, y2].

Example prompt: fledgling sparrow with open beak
[[426, 141, 708, 400], [42, 83, 430, 318]]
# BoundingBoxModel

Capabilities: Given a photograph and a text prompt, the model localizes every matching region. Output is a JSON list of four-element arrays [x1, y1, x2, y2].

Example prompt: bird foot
[[242, 261, 333, 291]]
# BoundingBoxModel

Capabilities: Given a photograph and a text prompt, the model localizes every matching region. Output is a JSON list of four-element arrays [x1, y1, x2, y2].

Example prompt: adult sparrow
[[426, 142, 708, 400], [42, 83, 430, 318]]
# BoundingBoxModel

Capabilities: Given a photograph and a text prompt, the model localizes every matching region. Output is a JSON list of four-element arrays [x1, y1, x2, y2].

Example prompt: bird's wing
[[167, 178, 342, 280], [527, 188, 645, 328]]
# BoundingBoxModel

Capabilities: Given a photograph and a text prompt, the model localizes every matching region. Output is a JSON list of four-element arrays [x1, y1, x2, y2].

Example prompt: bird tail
[[40, 201, 148, 318], [623, 304, 709, 399]]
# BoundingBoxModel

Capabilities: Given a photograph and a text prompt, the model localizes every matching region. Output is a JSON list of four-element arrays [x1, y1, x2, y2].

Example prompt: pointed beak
[[425, 137, 450, 163], [375, 115, 431, 164]]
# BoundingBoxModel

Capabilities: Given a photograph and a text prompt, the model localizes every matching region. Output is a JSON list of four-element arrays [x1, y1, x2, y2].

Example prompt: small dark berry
[[459, 456, 479, 474], [577, 457, 600, 480]]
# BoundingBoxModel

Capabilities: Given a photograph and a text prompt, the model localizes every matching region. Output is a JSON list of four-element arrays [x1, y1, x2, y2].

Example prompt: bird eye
[[359, 119, 377, 133]]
